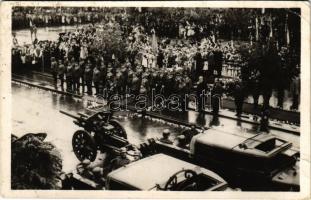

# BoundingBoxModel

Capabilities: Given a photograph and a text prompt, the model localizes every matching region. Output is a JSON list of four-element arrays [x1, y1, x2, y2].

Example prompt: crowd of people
[[12, 7, 300, 115]]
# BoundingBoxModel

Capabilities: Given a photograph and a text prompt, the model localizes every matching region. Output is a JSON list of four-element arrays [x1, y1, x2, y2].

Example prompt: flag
[[285, 14, 290, 45], [255, 17, 259, 41], [269, 16, 273, 38], [151, 29, 158, 53]]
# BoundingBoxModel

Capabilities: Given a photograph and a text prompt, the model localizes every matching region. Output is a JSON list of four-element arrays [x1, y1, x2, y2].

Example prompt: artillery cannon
[[60, 110, 129, 162]]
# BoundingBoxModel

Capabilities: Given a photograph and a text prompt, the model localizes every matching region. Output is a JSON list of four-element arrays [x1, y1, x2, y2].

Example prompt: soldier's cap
[[120, 147, 127, 153], [82, 159, 91, 166], [92, 167, 103, 175], [163, 129, 170, 135], [177, 135, 186, 140]]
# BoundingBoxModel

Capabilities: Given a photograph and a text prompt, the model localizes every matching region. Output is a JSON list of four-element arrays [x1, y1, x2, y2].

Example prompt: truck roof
[[191, 129, 292, 158], [107, 153, 225, 190]]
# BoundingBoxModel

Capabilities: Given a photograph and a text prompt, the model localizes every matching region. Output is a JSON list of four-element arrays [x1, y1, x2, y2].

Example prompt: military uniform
[[65, 63, 74, 92], [93, 67, 101, 95], [58, 61, 66, 90], [211, 82, 223, 115], [50, 58, 58, 87], [84, 64, 93, 95], [233, 81, 244, 117], [72, 63, 81, 93]]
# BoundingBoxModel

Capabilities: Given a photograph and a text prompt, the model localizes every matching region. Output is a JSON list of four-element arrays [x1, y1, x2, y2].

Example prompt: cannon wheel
[[109, 120, 127, 139], [72, 130, 97, 162]]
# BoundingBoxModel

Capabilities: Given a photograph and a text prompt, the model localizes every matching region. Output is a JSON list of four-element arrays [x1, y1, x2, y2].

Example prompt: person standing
[[79, 59, 86, 93], [50, 57, 58, 88], [84, 63, 93, 95], [194, 48, 204, 81], [157, 48, 164, 68], [92, 66, 101, 96], [195, 76, 205, 112], [65, 60, 74, 92], [233, 80, 244, 117], [211, 81, 223, 116], [72, 61, 81, 94], [58, 59, 66, 91], [260, 109, 270, 132], [290, 74, 300, 110]]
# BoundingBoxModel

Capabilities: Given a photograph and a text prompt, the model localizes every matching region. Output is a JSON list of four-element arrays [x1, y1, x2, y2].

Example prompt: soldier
[[177, 135, 187, 149], [211, 81, 223, 116], [131, 74, 140, 96], [93, 66, 101, 96], [233, 80, 244, 117], [195, 76, 205, 112], [65, 60, 74, 92], [110, 148, 131, 170], [99, 60, 107, 96], [159, 129, 173, 144], [50, 57, 58, 88], [72, 61, 81, 94], [181, 125, 199, 144], [260, 109, 270, 133], [84, 61, 93, 95], [79, 59, 86, 93], [58, 59, 66, 91]]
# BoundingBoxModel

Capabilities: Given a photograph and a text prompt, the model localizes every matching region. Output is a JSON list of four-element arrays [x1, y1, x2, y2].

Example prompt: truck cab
[[188, 129, 299, 191], [106, 154, 230, 191]]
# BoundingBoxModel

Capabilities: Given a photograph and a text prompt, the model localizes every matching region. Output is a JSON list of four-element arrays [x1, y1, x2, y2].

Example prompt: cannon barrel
[[60, 110, 88, 120]]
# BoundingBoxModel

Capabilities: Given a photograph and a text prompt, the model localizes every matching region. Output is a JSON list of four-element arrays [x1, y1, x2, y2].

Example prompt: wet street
[[12, 82, 299, 173]]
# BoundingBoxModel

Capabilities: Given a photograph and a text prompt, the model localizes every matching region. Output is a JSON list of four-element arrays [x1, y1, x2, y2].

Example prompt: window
[[254, 138, 286, 153]]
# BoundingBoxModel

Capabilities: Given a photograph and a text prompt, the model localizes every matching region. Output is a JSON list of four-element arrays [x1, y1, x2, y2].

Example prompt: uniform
[[93, 67, 101, 95], [72, 63, 82, 93], [84, 65, 93, 95], [50, 58, 58, 87], [58, 62, 66, 90], [65, 63, 74, 92], [233, 81, 244, 117], [211, 82, 223, 115]]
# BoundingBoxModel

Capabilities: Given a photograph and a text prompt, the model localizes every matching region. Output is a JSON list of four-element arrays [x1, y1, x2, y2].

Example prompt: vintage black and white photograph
[[1, 1, 310, 198]]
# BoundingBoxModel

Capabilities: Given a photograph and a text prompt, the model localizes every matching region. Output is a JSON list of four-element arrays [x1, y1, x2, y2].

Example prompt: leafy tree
[[11, 133, 63, 189]]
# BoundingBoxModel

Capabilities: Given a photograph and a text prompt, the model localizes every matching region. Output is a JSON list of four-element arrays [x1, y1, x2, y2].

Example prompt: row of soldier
[[50, 56, 195, 99]]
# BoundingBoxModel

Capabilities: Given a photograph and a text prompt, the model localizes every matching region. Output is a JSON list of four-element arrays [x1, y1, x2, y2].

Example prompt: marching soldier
[[84, 61, 93, 95], [233, 79, 245, 117], [93, 66, 101, 96], [211, 81, 223, 116], [72, 61, 81, 94], [195, 76, 205, 112], [65, 60, 74, 92], [50, 57, 58, 88], [58, 59, 66, 91], [79, 59, 86, 93], [131, 74, 140, 96], [260, 109, 270, 133]]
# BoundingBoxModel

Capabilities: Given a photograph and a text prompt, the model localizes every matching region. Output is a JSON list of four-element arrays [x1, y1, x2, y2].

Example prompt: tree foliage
[[11, 133, 63, 189]]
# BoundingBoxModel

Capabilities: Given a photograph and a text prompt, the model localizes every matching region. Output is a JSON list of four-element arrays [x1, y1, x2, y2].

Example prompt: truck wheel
[[72, 130, 97, 162], [109, 120, 127, 139]]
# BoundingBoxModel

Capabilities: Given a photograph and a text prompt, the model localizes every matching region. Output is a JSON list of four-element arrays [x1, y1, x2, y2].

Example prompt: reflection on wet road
[[12, 83, 299, 172]]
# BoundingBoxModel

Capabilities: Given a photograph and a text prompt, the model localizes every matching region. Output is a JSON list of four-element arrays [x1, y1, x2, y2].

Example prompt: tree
[[11, 133, 63, 189], [96, 21, 127, 63]]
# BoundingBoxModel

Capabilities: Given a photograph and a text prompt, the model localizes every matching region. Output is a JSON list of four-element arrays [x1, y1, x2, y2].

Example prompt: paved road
[[13, 70, 300, 124], [12, 80, 299, 173]]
